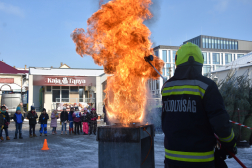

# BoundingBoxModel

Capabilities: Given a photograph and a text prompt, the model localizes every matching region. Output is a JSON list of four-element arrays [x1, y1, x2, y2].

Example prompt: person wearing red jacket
[[89, 108, 98, 135]]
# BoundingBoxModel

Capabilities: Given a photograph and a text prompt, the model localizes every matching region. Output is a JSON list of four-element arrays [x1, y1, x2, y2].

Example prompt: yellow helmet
[[175, 42, 204, 66]]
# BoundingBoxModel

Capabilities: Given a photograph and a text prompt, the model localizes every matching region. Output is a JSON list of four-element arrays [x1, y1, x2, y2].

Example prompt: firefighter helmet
[[175, 42, 204, 66]]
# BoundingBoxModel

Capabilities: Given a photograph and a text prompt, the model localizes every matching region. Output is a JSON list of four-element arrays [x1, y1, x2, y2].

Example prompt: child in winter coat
[[72, 107, 81, 135], [13, 107, 24, 139], [60, 107, 68, 135], [68, 107, 74, 134], [50, 110, 59, 134], [89, 108, 98, 135], [39, 108, 49, 136], [0, 106, 10, 140], [82, 108, 90, 135], [27, 106, 38, 138]]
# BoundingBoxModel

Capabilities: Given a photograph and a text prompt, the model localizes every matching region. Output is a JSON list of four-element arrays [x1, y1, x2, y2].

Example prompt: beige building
[[0, 61, 28, 105], [28, 64, 107, 115]]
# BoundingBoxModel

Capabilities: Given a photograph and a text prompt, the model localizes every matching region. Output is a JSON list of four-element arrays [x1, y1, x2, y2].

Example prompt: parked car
[[1, 93, 22, 118]]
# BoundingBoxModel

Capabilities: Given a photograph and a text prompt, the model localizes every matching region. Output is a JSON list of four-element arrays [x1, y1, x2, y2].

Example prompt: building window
[[225, 53, 232, 64], [215, 39, 217, 49], [221, 40, 223, 49], [53, 86, 60, 89], [52, 90, 60, 102], [218, 40, 220, 49], [70, 86, 78, 92], [216, 65, 223, 70], [212, 53, 220, 64], [232, 41, 235, 50], [211, 39, 214, 48], [162, 68, 165, 76], [209, 38, 212, 49], [237, 54, 244, 58], [173, 50, 177, 63], [203, 38, 205, 48], [203, 65, 211, 76], [202, 52, 207, 64], [206, 38, 209, 48], [154, 50, 159, 57], [61, 86, 69, 89], [224, 41, 226, 49], [229, 41, 232, 49], [166, 63, 171, 77], [162, 50, 167, 62], [61, 90, 69, 102], [46, 86, 51, 92], [167, 50, 171, 62], [235, 42, 238, 50]]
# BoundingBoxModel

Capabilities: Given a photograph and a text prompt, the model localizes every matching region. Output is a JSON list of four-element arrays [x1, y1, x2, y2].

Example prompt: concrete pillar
[[28, 75, 33, 111]]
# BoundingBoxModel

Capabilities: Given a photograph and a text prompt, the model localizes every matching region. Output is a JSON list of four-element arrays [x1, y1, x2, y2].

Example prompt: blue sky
[[0, 0, 251, 69]]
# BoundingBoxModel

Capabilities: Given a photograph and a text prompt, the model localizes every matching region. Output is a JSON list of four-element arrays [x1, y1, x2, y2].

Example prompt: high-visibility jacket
[[161, 63, 236, 168]]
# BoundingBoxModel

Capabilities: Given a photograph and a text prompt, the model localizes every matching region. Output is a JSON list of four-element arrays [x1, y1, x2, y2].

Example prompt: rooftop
[[0, 61, 28, 74]]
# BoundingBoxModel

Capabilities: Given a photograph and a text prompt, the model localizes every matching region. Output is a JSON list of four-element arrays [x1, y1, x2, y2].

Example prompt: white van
[[1, 93, 22, 118]]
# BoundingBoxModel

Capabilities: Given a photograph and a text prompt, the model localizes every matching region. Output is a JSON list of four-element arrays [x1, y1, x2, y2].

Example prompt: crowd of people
[[0, 105, 98, 141]]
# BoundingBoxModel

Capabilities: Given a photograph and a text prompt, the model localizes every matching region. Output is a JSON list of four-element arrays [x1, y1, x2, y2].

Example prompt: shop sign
[[33, 76, 96, 86]]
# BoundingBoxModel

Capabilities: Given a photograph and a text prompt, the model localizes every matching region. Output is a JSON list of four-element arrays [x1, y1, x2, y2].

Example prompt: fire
[[71, 0, 164, 126]]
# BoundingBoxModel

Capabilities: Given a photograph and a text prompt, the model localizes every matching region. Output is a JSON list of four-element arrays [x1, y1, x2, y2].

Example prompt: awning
[[0, 83, 26, 92]]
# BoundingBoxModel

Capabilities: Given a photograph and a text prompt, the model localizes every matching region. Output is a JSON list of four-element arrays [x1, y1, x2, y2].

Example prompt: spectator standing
[[82, 108, 90, 135], [89, 108, 98, 135], [50, 110, 59, 135], [13, 107, 24, 139], [68, 107, 74, 135], [39, 108, 49, 136], [27, 106, 38, 138], [17, 102, 25, 117], [72, 107, 81, 135], [0, 106, 10, 140], [60, 107, 68, 135]]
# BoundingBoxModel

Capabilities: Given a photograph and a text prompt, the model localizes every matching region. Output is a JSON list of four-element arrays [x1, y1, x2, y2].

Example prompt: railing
[[55, 98, 96, 103]]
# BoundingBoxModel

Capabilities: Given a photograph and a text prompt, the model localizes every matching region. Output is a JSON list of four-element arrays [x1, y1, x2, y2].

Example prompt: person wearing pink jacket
[[82, 108, 90, 135], [72, 107, 81, 135]]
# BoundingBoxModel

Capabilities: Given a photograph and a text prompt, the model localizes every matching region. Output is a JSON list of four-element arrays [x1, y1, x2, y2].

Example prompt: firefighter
[[161, 42, 237, 168]]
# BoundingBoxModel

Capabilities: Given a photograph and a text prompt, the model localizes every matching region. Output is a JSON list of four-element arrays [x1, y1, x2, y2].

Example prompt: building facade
[[28, 67, 107, 115], [0, 61, 28, 106], [211, 52, 252, 83], [149, 35, 252, 97]]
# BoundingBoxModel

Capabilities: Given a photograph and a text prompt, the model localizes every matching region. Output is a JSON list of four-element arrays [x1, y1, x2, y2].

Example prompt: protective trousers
[[82, 122, 89, 134], [40, 124, 47, 134]]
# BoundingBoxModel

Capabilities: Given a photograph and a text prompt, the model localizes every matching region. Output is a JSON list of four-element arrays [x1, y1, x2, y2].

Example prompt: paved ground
[[0, 121, 251, 168]]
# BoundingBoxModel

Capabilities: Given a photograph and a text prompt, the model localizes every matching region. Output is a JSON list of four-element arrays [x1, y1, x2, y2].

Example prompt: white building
[[150, 35, 252, 97], [28, 66, 107, 115], [211, 52, 252, 82]]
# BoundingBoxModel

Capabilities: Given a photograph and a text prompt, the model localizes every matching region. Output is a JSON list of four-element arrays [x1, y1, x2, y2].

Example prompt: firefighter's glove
[[214, 147, 227, 160], [227, 146, 237, 158], [218, 145, 237, 159]]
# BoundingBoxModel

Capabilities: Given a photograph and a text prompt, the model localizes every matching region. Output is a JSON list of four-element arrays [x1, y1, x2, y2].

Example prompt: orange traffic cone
[[41, 139, 49, 150]]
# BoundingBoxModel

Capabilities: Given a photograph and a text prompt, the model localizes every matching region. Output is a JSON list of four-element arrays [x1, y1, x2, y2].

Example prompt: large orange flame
[[71, 0, 164, 126]]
